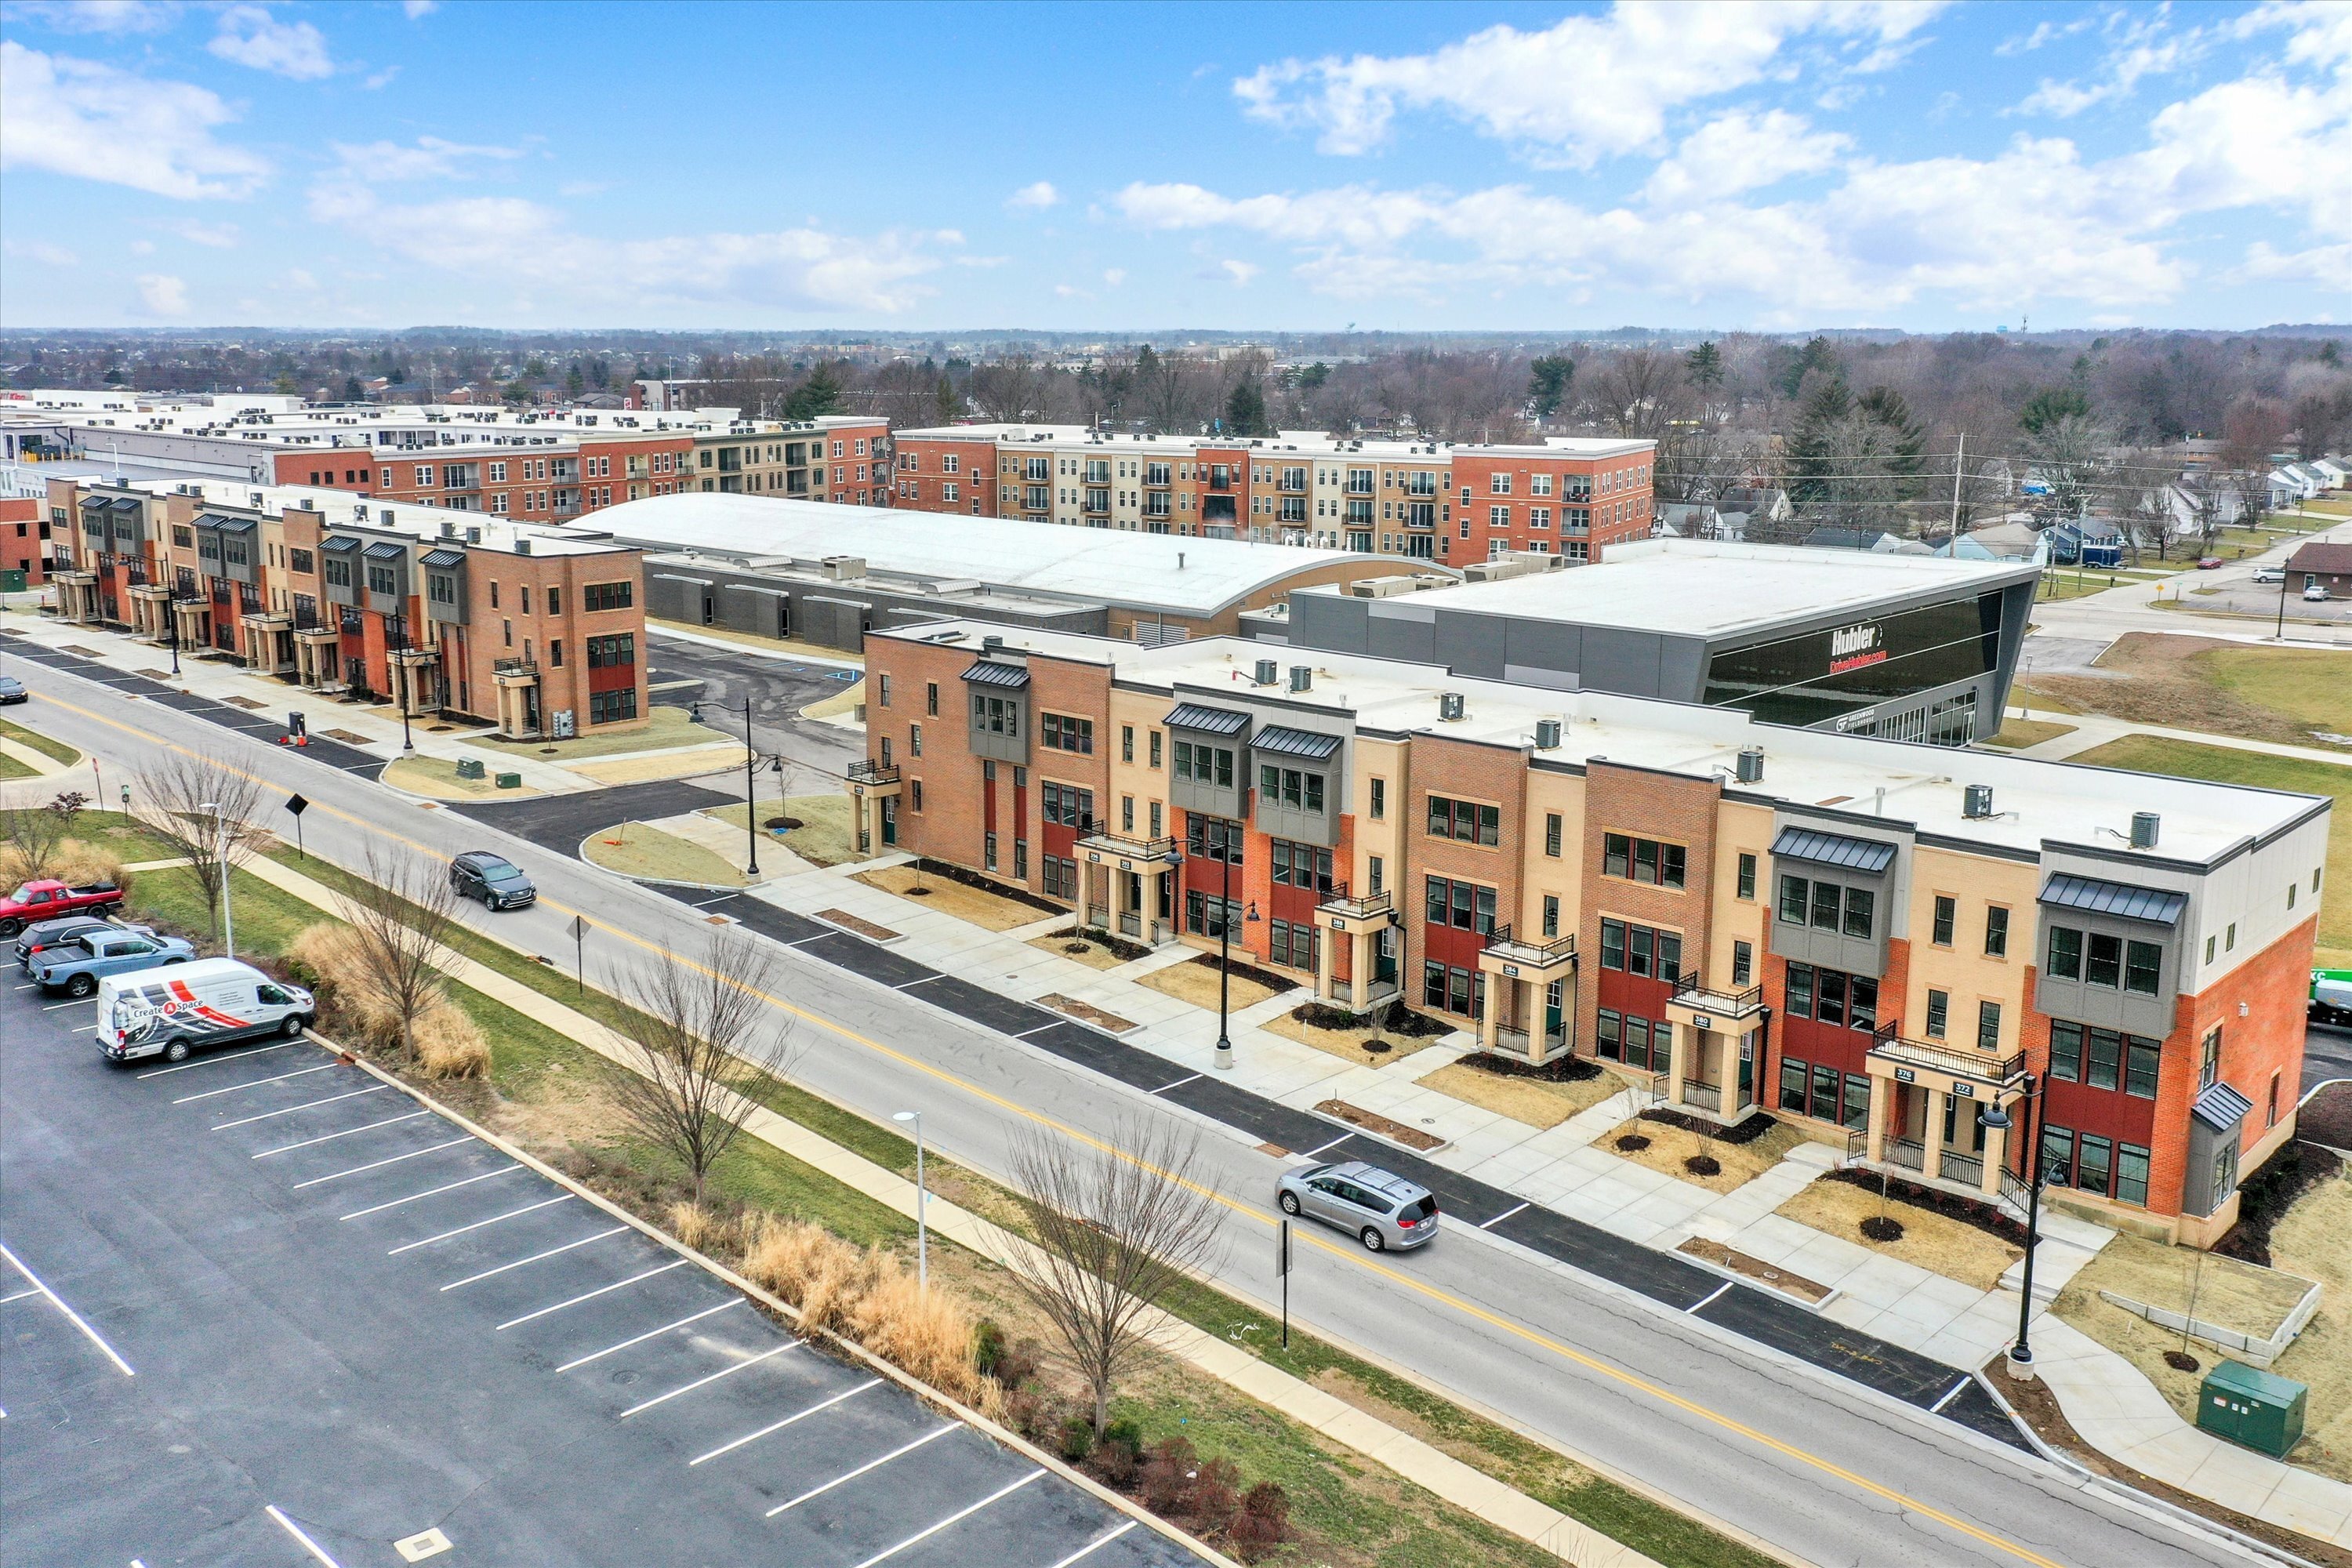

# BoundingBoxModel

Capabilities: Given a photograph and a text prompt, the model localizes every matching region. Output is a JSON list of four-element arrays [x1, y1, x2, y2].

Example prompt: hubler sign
[[1828, 622, 1888, 674]]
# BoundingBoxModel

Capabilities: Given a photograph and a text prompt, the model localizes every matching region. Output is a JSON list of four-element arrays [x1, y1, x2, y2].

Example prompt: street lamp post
[[199, 800, 234, 959], [693, 699, 761, 877], [2277, 561, 2292, 641], [1981, 1075, 2045, 1379], [390, 613, 415, 754], [892, 1110, 926, 1289]]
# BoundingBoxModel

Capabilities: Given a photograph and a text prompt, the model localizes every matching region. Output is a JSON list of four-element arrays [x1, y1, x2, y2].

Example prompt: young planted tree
[[334, 845, 466, 1065], [132, 752, 270, 942], [604, 930, 794, 1206], [1, 790, 88, 886], [1007, 1120, 1226, 1437]]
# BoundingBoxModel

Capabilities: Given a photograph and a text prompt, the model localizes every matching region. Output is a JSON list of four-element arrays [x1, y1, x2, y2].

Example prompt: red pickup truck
[[0, 878, 126, 938]]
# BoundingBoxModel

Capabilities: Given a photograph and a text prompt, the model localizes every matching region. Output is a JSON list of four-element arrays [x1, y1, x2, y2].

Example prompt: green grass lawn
[[581, 820, 749, 886], [0, 751, 34, 781], [701, 793, 860, 866], [0, 714, 82, 765], [2069, 737, 2352, 965], [474, 702, 717, 763], [2191, 646, 2352, 738], [1980, 717, 2077, 750]]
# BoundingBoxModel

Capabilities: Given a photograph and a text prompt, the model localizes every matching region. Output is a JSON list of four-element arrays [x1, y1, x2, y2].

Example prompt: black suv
[[450, 851, 537, 911]]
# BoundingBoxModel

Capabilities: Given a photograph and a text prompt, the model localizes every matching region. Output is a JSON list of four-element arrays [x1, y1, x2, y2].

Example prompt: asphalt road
[[644, 632, 866, 783], [4, 633, 2277, 1568], [2307, 1021, 2352, 1093], [0, 979, 1194, 1568]]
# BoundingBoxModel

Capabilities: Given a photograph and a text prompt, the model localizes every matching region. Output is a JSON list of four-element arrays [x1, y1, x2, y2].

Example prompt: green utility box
[[2197, 1360, 2305, 1457], [455, 757, 486, 781], [494, 771, 523, 790]]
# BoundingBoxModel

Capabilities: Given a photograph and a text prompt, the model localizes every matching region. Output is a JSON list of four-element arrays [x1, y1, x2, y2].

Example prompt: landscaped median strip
[[234, 851, 1673, 1568]]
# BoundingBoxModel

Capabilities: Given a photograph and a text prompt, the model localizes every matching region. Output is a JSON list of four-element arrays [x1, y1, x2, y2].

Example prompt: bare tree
[[132, 751, 270, 942], [0, 790, 89, 887], [334, 845, 466, 1065], [604, 929, 795, 1205], [1007, 1120, 1227, 1436]]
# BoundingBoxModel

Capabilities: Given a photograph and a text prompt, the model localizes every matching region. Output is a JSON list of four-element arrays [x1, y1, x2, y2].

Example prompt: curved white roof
[[592, 492, 1383, 616]]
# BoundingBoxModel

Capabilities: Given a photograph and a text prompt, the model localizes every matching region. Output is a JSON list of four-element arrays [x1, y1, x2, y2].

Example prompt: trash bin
[[494, 771, 523, 790], [2196, 1360, 2306, 1457]]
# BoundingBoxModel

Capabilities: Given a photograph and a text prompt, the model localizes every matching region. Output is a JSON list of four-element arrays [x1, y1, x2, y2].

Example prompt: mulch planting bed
[[1675, 1238, 1831, 1305], [1036, 993, 1137, 1033], [815, 907, 901, 942], [1313, 1099, 1445, 1152]]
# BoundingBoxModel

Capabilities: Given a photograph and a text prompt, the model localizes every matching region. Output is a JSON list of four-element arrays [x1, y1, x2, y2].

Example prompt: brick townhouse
[[857, 619, 2326, 1244], [45, 476, 648, 741], [889, 424, 1656, 564], [2, 495, 56, 588]]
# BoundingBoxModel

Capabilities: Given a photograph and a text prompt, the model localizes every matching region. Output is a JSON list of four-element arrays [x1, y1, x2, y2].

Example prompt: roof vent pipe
[[1177, 552, 1185, 570], [1289, 666, 1312, 693], [2130, 811, 2161, 850], [1734, 746, 1764, 784]]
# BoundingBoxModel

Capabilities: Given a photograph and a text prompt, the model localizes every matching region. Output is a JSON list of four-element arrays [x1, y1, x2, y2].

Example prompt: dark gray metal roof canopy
[[1253, 724, 1341, 760], [1770, 826, 1897, 874], [2038, 872, 2187, 926], [962, 659, 1031, 688], [1164, 702, 1250, 736]]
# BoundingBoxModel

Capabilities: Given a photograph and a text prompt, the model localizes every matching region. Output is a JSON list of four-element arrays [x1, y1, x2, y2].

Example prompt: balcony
[[846, 759, 900, 787], [1073, 816, 1177, 866], [1479, 924, 1577, 979], [1865, 1029, 2027, 1090], [1494, 1023, 1570, 1058], [1317, 885, 1393, 924], [1666, 971, 1768, 1037], [492, 657, 539, 687]]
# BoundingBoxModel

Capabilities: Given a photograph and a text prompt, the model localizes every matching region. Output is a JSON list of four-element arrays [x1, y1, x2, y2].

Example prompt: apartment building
[[858, 619, 2326, 1243], [2, 495, 58, 588], [45, 476, 648, 740], [890, 425, 1657, 564]]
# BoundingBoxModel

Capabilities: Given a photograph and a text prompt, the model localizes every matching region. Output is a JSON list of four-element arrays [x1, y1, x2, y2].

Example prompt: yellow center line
[[38, 685, 2068, 1568]]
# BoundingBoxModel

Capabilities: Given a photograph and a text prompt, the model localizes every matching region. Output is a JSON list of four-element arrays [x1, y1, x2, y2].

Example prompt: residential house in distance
[[2285, 542, 2352, 598]]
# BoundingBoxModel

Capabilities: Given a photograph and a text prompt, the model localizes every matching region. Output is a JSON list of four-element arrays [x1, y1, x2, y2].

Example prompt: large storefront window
[[1702, 592, 2003, 729]]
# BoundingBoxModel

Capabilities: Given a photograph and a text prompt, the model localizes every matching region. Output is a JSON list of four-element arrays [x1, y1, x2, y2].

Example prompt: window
[[1843, 887, 1875, 939], [588, 688, 637, 724], [1932, 895, 1955, 946], [1425, 877, 1497, 935], [1041, 713, 1094, 753], [2200, 1025, 2222, 1087], [1422, 961, 1484, 1018], [971, 694, 1019, 736], [1257, 764, 1327, 814], [877, 673, 891, 708], [1596, 917, 1681, 980], [1544, 813, 1563, 858], [1369, 778, 1385, 819], [908, 724, 920, 757], [1542, 895, 1561, 938], [1121, 725, 1134, 763], [1602, 832, 1686, 887], [1171, 740, 1233, 786], [2047, 926, 2082, 978], [2075, 1134, 2113, 1197], [1269, 840, 1335, 893], [583, 580, 633, 611], [1186, 890, 1241, 938], [1041, 855, 1079, 902], [1427, 795, 1501, 847], [1737, 852, 1756, 900], [1984, 906, 2009, 957], [1925, 989, 1949, 1038], [2126, 1036, 2161, 1098], [1778, 874, 1809, 924], [2114, 1144, 2151, 1207], [910, 779, 926, 814], [1038, 782, 1093, 826], [586, 633, 635, 669], [1149, 731, 1162, 768], [1976, 1000, 2002, 1051], [1269, 919, 1319, 971], [2046, 924, 2164, 996], [1786, 963, 1813, 1018], [1184, 815, 1243, 865], [288, 547, 314, 575], [926, 682, 938, 717], [1731, 939, 1752, 986], [1777, 873, 1872, 938]]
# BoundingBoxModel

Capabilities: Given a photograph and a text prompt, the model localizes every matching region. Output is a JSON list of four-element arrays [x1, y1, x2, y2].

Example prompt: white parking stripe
[[1930, 1377, 1971, 1414], [1149, 1073, 1203, 1095], [172, 1062, 337, 1104], [495, 1261, 687, 1331], [212, 1085, 386, 1131], [289, 1137, 474, 1189], [553, 1299, 739, 1372], [1686, 1281, 1733, 1314], [439, 1226, 629, 1290], [389, 1195, 575, 1255], [1478, 1202, 1530, 1229], [766, 1425, 959, 1515], [263, 1504, 343, 1567], [1046, 1520, 1138, 1568], [136, 1042, 289, 1078], [340, 1164, 522, 1221], [0, 1240, 134, 1377], [0, 1287, 40, 1305], [687, 1377, 881, 1466], [1298, 1134, 1352, 1158], [41, 999, 89, 1011], [617, 1341, 799, 1417], [848, 1470, 1047, 1568], [253, 1110, 432, 1159]]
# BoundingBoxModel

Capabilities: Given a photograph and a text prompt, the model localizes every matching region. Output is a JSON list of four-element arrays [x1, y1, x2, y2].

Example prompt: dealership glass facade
[[1700, 591, 2004, 735]]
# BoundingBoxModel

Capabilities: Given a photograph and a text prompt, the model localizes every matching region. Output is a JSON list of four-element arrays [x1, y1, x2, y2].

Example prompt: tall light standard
[[199, 800, 234, 958], [692, 698, 761, 877], [1980, 1075, 2044, 1379], [892, 1110, 926, 1289], [389, 612, 416, 754]]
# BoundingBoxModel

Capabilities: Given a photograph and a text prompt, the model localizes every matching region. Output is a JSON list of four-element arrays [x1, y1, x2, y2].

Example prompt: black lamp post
[[1980, 1074, 2045, 1378], [693, 698, 760, 877], [166, 597, 182, 677], [389, 612, 415, 753], [2276, 558, 2292, 641]]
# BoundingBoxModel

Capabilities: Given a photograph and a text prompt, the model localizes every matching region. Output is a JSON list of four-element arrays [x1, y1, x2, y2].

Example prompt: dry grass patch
[[382, 754, 540, 800], [2020, 632, 2352, 750], [583, 821, 750, 887], [2267, 1173, 2352, 1481], [1263, 1008, 1437, 1069], [1980, 717, 2078, 750], [2061, 1232, 2314, 1340], [798, 679, 865, 720], [1137, 955, 1292, 1014], [853, 864, 1045, 931], [1417, 1060, 1621, 1128], [702, 793, 860, 868], [1776, 1176, 2022, 1290], [1602, 1116, 1808, 1192], [1027, 931, 1133, 971]]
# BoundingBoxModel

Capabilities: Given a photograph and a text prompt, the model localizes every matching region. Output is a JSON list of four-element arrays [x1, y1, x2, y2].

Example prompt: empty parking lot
[[1, 982, 1200, 1568]]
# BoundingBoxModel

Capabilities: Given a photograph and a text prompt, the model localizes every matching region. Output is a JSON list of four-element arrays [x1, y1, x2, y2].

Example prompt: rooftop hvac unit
[[1254, 659, 1278, 685], [982, 634, 1004, 653], [2130, 811, 2161, 850], [1534, 718, 1562, 749], [1439, 691, 1465, 721], [514, 538, 531, 556], [466, 526, 481, 543], [1735, 746, 1764, 784], [1289, 666, 1312, 692], [1963, 783, 1994, 819]]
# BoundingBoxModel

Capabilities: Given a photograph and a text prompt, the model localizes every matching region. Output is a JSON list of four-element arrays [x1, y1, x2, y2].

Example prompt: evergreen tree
[[1528, 354, 1575, 418], [1777, 336, 1838, 398], [1684, 340, 1723, 388], [2020, 385, 2091, 434], [343, 375, 364, 402], [1222, 374, 1269, 436], [782, 362, 845, 419]]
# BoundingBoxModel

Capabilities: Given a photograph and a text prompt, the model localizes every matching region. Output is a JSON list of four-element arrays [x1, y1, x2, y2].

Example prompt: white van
[[98, 958, 315, 1065]]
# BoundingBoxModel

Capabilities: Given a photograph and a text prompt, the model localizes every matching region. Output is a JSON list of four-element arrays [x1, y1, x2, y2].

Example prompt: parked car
[[2304, 584, 2332, 602], [0, 877, 126, 939], [450, 850, 536, 911], [2252, 566, 2285, 583], [98, 957, 314, 1064], [1275, 1160, 1439, 1252], [30, 928, 194, 997], [2197, 557, 2225, 569], [0, 674, 26, 705], [16, 913, 154, 969]]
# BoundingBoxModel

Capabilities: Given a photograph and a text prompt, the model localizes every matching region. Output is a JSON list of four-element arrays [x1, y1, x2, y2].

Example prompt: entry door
[[1375, 928, 1397, 984], [879, 797, 898, 845], [1544, 980, 1563, 1036]]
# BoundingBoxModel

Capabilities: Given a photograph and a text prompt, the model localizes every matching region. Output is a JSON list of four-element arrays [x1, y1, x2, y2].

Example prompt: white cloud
[[1007, 180, 1060, 209], [2, 238, 79, 266], [168, 218, 241, 248], [330, 136, 523, 181], [2239, 241, 2352, 290], [1232, 2, 1941, 165], [404, 0, 438, 16], [364, 66, 400, 90], [129, 238, 155, 254], [1641, 110, 1849, 206], [285, 267, 319, 290], [1220, 260, 1260, 285], [1052, 282, 1088, 299], [308, 183, 956, 314], [9, 1, 174, 32], [209, 5, 334, 81], [0, 42, 270, 199], [2012, 10, 2216, 118], [135, 273, 191, 317], [1102, 267, 1126, 286]]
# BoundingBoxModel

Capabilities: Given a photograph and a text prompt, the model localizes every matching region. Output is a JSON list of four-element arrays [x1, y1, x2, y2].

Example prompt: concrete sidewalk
[[2002, 706, 2352, 768], [235, 850, 1668, 1568]]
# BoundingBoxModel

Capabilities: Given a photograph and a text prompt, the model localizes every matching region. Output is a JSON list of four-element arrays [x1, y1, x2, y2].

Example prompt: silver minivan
[[1276, 1160, 1439, 1251]]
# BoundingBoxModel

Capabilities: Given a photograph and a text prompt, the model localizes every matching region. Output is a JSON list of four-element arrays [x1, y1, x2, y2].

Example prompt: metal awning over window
[[362, 540, 407, 560], [1163, 702, 1248, 735], [319, 535, 361, 553], [1769, 825, 1897, 875], [107, 495, 142, 513], [1253, 724, 1341, 760], [963, 659, 1031, 688], [419, 548, 466, 568], [2038, 872, 2186, 927], [195, 512, 256, 533], [2190, 1081, 2252, 1132]]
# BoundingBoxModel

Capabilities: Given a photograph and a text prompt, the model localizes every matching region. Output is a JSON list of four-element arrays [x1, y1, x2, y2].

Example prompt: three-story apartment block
[[859, 620, 2325, 1245]]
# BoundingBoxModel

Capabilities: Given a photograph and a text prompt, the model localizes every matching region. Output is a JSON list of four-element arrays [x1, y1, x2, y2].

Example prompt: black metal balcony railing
[[1483, 924, 1577, 964], [1070, 815, 1177, 858], [1318, 885, 1393, 920], [1671, 970, 1764, 1013], [492, 656, 538, 677], [1866, 1031, 2029, 1086], [846, 758, 899, 786]]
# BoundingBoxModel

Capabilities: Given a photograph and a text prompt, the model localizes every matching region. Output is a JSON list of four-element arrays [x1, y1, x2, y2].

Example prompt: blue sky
[[2, 0, 2347, 332]]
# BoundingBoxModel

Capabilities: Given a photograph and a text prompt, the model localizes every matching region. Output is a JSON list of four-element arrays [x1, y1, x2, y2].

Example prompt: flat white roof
[[592, 492, 1383, 616], [1316, 539, 2038, 639], [98, 477, 627, 557], [893, 423, 1651, 461], [880, 619, 2321, 866]]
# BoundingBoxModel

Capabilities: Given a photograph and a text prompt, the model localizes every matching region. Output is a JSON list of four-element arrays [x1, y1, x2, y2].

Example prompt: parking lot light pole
[[892, 1111, 926, 1288], [1981, 1075, 2044, 1380], [199, 800, 233, 959], [2277, 564, 2290, 641]]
